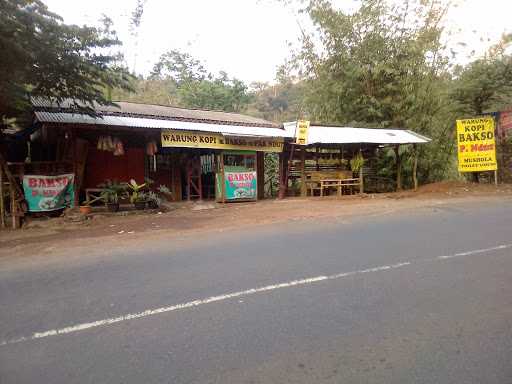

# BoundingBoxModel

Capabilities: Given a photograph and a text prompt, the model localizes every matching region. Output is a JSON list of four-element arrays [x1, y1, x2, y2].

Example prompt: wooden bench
[[305, 171, 360, 197], [85, 188, 131, 205], [85, 188, 103, 204]]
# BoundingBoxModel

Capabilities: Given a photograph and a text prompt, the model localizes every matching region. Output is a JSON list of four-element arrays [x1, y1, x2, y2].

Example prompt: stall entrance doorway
[[146, 149, 263, 202], [184, 151, 218, 201]]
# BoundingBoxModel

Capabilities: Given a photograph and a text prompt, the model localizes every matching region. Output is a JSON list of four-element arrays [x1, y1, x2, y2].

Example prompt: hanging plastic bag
[[145, 140, 158, 156], [106, 136, 114, 152], [113, 137, 125, 156]]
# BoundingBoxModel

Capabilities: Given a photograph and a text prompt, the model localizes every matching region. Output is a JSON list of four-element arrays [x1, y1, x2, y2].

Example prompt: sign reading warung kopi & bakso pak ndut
[[161, 130, 283, 152], [456, 117, 497, 172]]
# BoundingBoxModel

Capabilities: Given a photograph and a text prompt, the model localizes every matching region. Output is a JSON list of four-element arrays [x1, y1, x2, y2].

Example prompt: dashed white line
[[437, 244, 510, 259], [1, 243, 510, 347]]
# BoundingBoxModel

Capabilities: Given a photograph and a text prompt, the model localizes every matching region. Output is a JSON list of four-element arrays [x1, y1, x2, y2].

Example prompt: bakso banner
[[456, 117, 497, 172], [23, 174, 74, 212], [224, 171, 257, 200], [161, 129, 283, 152]]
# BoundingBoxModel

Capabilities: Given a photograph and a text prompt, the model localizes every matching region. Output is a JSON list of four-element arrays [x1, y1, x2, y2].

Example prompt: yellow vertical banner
[[295, 120, 310, 145], [456, 117, 497, 172]]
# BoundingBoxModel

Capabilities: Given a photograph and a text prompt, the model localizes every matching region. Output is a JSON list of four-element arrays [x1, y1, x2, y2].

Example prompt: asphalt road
[[1, 199, 512, 383]]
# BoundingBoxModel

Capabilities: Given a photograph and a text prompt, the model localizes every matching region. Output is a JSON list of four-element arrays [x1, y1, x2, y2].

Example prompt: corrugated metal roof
[[283, 122, 430, 144], [32, 97, 281, 128], [35, 112, 289, 138]]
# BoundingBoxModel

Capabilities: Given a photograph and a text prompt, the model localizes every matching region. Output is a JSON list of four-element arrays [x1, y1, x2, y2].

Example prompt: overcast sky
[[43, 0, 512, 84]]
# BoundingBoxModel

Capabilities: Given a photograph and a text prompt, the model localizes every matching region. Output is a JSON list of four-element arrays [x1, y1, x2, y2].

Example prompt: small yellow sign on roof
[[296, 120, 310, 145]]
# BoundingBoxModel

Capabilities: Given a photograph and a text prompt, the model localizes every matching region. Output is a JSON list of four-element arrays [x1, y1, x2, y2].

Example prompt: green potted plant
[[98, 179, 125, 212], [126, 179, 147, 210], [157, 184, 173, 201], [133, 191, 147, 210], [147, 191, 161, 209]]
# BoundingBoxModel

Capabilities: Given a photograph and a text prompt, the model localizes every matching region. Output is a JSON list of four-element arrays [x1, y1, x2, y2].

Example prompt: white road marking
[[1, 243, 511, 347], [437, 244, 510, 259]]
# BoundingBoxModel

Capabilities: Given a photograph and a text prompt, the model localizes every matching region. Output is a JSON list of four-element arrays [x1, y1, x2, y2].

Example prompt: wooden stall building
[[279, 122, 431, 198], [0, 99, 286, 227]]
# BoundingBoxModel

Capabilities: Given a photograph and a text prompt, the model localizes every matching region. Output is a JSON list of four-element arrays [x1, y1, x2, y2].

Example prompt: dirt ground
[[1, 181, 511, 259]]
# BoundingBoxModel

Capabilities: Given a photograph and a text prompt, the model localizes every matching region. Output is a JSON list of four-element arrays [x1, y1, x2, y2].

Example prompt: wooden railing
[[0, 154, 30, 228]]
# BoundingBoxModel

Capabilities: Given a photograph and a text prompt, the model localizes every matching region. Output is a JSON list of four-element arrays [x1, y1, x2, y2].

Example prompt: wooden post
[[395, 145, 402, 191], [278, 152, 286, 199], [220, 152, 226, 203], [0, 166, 5, 228], [284, 144, 295, 198], [359, 161, 364, 194], [494, 169, 498, 186], [197, 156, 202, 201], [256, 151, 265, 200], [10, 183, 15, 229], [300, 147, 307, 197], [71, 128, 79, 207], [412, 144, 418, 191], [170, 155, 175, 200], [10, 183, 20, 229]]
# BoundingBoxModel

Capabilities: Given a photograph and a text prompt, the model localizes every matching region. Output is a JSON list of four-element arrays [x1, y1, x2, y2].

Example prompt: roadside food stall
[[279, 121, 431, 198], [159, 128, 283, 202], [0, 99, 286, 227]]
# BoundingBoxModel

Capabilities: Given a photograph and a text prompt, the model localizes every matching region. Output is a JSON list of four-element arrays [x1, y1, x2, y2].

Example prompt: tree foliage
[[151, 50, 207, 84], [248, 66, 305, 122], [178, 72, 251, 112], [0, 0, 133, 127], [129, 0, 148, 73], [287, 0, 461, 183], [111, 77, 180, 106], [451, 34, 512, 115], [130, 0, 147, 33], [146, 50, 252, 112], [295, 0, 449, 125]]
